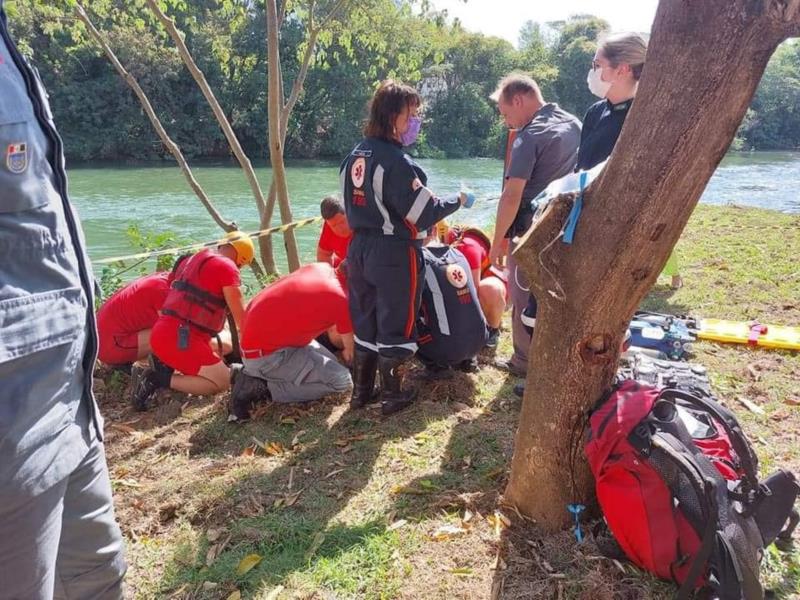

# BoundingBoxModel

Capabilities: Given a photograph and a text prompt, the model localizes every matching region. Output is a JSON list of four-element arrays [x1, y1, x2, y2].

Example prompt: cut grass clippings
[[100, 205, 800, 599]]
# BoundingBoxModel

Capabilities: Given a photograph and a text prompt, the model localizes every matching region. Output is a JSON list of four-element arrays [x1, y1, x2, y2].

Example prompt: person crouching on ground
[[416, 243, 489, 377], [131, 231, 252, 410], [317, 196, 353, 267], [341, 79, 473, 416], [438, 221, 507, 347], [229, 262, 354, 421]]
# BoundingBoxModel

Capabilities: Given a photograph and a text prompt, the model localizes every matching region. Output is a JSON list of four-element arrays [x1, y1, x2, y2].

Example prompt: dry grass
[[97, 205, 800, 599]]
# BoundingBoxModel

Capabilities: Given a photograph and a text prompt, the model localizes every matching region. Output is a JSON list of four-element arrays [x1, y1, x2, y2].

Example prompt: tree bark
[[266, 0, 300, 271], [505, 0, 800, 530], [144, 0, 278, 275]]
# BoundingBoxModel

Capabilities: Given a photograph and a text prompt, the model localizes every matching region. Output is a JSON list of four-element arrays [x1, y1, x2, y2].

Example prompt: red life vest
[[160, 249, 228, 335]]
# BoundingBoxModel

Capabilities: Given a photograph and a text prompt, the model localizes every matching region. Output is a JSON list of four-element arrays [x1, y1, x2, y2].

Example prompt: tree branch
[[73, 2, 236, 235], [144, 0, 268, 218]]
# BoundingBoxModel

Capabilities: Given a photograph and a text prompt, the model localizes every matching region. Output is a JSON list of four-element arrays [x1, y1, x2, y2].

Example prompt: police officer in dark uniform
[[0, 4, 126, 596], [341, 80, 472, 415], [416, 245, 488, 376]]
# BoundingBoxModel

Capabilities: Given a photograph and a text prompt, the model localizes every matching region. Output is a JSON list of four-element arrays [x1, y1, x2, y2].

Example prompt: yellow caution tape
[[93, 216, 323, 265]]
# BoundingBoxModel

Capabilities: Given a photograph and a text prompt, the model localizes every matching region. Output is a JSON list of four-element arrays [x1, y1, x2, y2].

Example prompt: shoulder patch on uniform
[[352, 148, 373, 158], [6, 143, 27, 174], [512, 137, 523, 149], [351, 157, 366, 188], [445, 263, 468, 289]]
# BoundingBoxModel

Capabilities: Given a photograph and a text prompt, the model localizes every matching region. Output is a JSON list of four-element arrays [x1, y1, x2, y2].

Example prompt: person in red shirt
[[132, 232, 253, 411], [441, 223, 508, 347], [230, 262, 353, 420], [317, 196, 352, 267], [96, 271, 172, 370]]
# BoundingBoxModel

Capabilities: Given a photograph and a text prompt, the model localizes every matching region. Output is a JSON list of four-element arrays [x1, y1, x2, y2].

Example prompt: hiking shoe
[[416, 363, 454, 381], [485, 327, 500, 348], [493, 357, 526, 377], [132, 368, 163, 412]]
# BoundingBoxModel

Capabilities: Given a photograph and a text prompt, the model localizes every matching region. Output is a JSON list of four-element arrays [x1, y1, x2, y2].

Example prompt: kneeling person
[[133, 232, 252, 410], [231, 262, 354, 420], [416, 245, 488, 375], [96, 270, 174, 372]]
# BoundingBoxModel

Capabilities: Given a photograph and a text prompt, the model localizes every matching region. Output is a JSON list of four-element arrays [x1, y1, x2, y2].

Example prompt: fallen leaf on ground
[[280, 416, 297, 425], [113, 478, 142, 489], [236, 553, 262, 576], [305, 532, 325, 561], [736, 396, 765, 415], [201, 582, 218, 591], [785, 395, 800, 407], [206, 529, 222, 543], [430, 524, 469, 541], [284, 490, 303, 507], [324, 468, 345, 479], [266, 442, 285, 456], [225, 592, 241, 600], [390, 484, 432, 495], [240, 446, 255, 458], [110, 423, 137, 435], [292, 430, 307, 447], [452, 402, 470, 412], [487, 511, 510, 538], [387, 519, 408, 531], [462, 509, 475, 525], [265, 586, 285, 600], [449, 567, 473, 576], [483, 467, 505, 480]]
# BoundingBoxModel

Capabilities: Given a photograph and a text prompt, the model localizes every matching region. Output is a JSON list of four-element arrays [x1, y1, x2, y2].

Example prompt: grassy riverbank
[[97, 204, 800, 599]]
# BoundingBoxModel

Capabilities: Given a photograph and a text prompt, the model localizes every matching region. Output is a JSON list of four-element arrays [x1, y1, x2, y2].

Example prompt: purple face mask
[[400, 115, 422, 146]]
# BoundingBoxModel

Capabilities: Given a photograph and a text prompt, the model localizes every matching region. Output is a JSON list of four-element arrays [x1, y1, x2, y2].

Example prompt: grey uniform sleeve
[[505, 130, 538, 182]]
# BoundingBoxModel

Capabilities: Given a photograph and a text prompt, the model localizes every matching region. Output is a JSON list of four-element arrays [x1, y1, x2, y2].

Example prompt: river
[[68, 151, 800, 272]]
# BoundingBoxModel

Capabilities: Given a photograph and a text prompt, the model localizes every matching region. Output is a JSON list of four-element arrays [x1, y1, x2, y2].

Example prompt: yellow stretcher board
[[698, 319, 800, 351]]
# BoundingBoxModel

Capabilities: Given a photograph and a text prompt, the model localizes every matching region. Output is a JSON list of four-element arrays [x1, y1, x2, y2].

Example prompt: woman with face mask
[[578, 33, 682, 288], [577, 32, 647, 172], [340, 80, 472, 415]]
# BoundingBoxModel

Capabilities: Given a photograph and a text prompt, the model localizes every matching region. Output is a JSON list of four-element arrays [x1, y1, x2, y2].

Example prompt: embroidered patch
[[6, 142, 27, 174], [512, 137, 523, 149], [351, 157, 365, 188], [445, 264, 468, 289]]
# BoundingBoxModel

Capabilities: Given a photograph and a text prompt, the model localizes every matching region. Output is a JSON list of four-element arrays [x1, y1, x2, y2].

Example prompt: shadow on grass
[[149, 363, 477, 598]]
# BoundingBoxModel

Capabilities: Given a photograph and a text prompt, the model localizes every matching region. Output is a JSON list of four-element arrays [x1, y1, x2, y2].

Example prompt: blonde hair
[[598, 32, 648, 80], [490, 73, 543, 104]]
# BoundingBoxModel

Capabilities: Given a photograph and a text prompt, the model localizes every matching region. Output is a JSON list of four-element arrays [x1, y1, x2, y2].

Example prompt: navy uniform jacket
[[416, 246, 488, 366], [340, 137, 460, 239], [575, 98, 632, 171], [0, 3, 102, 498]]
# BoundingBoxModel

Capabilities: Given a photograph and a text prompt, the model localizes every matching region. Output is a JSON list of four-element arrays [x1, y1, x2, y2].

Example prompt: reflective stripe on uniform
[[372, 165, 394, 235], [423, 263, 450, 336], [377, 341, 418, 353], [405, 186, 433, 225], [354, 336, 379, 352]]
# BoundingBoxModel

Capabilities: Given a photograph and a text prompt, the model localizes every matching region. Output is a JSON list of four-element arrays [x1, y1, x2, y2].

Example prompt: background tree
[[505, 0, 800, 528]]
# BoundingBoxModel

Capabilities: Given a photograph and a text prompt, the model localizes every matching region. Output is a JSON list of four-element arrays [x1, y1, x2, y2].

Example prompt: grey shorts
[[242, 340, 352, 403]]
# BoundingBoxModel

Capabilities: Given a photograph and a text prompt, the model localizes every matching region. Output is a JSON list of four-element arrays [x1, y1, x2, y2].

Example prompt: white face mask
[[587, 67, 612, 99]]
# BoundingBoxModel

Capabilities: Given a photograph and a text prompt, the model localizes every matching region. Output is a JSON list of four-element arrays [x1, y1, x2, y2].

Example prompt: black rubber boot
[[350, 349, 379, 410], [229, 367, 271, 422], [379, 355, 417, 416], [131, 354, 173, 412]]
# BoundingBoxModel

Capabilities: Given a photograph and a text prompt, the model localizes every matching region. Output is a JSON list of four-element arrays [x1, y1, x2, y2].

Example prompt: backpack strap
[[658, 388, 760, 493], [650, 432, 721, 600]]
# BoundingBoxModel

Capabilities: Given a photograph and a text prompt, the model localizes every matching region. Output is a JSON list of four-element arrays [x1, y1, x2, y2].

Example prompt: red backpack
[[585, 381, 799, 599]]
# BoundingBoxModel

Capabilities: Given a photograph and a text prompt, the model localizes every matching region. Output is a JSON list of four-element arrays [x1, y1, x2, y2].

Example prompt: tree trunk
[[266, 0, 301, 271], [505, 0, 800, 530]]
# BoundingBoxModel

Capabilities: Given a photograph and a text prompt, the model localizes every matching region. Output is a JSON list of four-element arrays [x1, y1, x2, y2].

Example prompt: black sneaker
[[132, 369, 163, 412], [513, 383, 525, 398], [456, 357, 479, 373], [485, 327, 500, 348]]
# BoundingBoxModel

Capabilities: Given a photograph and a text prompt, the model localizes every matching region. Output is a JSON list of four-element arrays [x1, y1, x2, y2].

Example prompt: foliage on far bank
[[7, 2, 800, 162]]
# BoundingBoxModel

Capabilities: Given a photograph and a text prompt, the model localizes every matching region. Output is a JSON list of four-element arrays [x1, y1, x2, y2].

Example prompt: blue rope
[[563, 171, 587, 245]]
